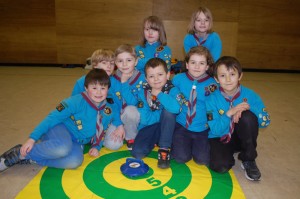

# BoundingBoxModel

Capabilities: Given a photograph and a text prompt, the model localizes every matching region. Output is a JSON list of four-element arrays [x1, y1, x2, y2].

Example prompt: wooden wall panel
[[0, 0, 56, 63], [56, 0, 152, 64], [237, 0, 300, 70]]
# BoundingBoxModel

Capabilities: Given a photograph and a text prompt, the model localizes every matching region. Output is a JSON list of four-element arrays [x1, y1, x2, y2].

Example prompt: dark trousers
[[131, 110, 176, 159], [172, 123, 210, 165], [209, 110, 258, 173]]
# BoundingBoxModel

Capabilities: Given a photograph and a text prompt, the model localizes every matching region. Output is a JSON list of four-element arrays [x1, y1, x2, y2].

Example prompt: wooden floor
[[0, 67, 299, 199]]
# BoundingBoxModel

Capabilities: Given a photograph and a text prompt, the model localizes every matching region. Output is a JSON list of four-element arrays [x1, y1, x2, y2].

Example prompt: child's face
[[85, 82, 108, 105], [186, 54, 209, 78], [94, 60, 115, 76], [144, 22, 159, 44], [215, 64, 243, 96], [115, 52, 137, 75], [194, 12, 210, 34], [146, 65, 170, 91]]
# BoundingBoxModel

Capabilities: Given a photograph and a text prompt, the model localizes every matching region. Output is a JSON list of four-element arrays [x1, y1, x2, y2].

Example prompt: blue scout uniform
[[123, 81, 182, 130], [29, 93, 122, 150], [206, 85, 271, 139], [135, 42, 172, 74], [183, 32, 222, 62], [111, 69, 145, 111], [172, 72, 218, 132]]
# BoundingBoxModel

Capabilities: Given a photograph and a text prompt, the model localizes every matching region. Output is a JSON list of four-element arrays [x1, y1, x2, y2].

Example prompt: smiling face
[[115, 52, 137, 75], [146, 64, 170, 91], [186, 54, 209, 78], [215, 64, 243, 96], [85, 83, 108, 105], [194, 12, 210, 35]]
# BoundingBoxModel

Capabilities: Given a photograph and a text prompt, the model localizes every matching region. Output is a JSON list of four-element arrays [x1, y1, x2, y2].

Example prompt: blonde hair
[[187, 6, 213, 34], [91, 49, 115, 67], [139, 16, 167, 47], [115, 44, 137, 59]]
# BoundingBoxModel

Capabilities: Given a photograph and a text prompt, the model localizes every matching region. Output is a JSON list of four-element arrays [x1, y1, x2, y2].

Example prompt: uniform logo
[[56, 103, 65, 112], [207, 111, 213, 121], [218, 109, 225, 115], [104, 107, 112, 115], [243, 98, 248, 102], [138, 101, 144, 108], [156, 46, 164, 52]]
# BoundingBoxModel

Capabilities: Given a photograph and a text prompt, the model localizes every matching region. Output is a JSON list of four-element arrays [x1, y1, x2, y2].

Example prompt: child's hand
[[89, 147, 99, 157], [20, 138, 35, 158], [233, 110, 243, 123], [111, 125, 125, 142], [226, 102, 250, 117]]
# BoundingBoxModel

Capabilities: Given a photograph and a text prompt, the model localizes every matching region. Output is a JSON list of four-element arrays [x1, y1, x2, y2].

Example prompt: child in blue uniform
[[112, 44, 146, 150], [0, 69, 124, 172], [71, 49, 125, 150], [184, 6, 222, 62], [206, 56, 271, 181], [135, 16, 172, 74], [127, 58, 182, 169], [172, 46, 218, 166]]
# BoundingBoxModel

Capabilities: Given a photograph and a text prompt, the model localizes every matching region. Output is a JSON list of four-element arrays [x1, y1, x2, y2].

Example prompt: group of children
[[0, 6, 270, 182]]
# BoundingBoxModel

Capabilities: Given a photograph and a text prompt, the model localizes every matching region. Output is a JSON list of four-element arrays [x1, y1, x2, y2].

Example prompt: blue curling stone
[[120, 158, 149, 178]]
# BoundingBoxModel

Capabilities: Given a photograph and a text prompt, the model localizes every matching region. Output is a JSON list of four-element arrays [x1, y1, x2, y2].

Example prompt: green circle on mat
[[40, 150, 233, 199]]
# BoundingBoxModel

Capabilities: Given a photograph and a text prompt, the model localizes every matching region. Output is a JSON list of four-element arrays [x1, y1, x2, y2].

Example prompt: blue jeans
[[172, 123, 210, 165], [26, 124, 84, 169], [131, 110, 176, 159]]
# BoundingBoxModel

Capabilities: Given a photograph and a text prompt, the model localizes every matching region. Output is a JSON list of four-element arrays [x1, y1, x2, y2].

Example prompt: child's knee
[[65, 156, 84, 169], [104, 139, 123, 151], [51, 143, 72, 158]]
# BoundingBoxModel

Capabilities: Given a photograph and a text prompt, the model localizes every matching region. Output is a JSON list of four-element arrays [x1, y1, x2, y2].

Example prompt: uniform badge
[[261, 122, 266, 127], [56, 103, 65, 112], [207, 112, 213, 121], [70, 115, 75, 121], [138, 101, 144, 108], [77, 125, 83, 130], [76, 120, 82, 125], [156, 46, 164, 52], [263, 108, 267, 112], [243, 98, 248, 102], [104, 107, 112, 115], [218, 109, 225, 115], [116, 92, 121, 100], [209, 84, 217, 92]]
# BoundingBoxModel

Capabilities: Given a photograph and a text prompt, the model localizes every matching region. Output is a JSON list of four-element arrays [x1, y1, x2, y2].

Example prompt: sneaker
[[157, 148, 170, 169], [126, 139, 134, 150], [19, 159, 36, 165], [0, 144, 22, 172], [241, 161, 261, 181]]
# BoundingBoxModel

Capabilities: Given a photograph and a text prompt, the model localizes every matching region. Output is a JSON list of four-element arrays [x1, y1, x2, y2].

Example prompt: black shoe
[[0, 144, 22, 172], [241, 161, 261, 181], [126, 139, 134, 150], [157, 149, 170, 169]]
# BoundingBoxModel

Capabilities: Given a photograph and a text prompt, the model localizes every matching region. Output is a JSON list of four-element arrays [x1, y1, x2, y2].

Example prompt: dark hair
[[84, 68, 111, 88], [184, 46, 214, 76], [214, 56, 243, 78], [144, 58, 168, 77]]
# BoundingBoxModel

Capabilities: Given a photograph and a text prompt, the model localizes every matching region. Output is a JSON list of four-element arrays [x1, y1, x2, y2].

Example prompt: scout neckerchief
[[219, 85, 241, 143], [193, 33, 209, 46], [143, 80, 174, 111], [113, 69, 141, 113], [185, 72, 210, 128], [81, 92, 107, 147]]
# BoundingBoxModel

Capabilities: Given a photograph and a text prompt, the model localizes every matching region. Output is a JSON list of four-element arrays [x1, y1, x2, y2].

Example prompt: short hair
[[187, 6, 214, 34], [185, 46, 214, 76], [139, 16, 167, 47], [115, 44, 137, 59], [145, 58, 168, 77], [91, 49, 115, 67], [214, 56, 243, 78], [84, 68, 111, 88]]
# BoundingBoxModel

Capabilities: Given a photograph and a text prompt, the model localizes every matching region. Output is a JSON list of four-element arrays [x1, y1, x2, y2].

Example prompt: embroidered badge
[[263, 108, 267, 112], [205, 87, 210, 96], [138, 101, 144, 108], [207, 112, 213, 121], [116, 92, 121, 100], [209, 84, 217, 92], [104, 107, 112, 115], [243, 98, 248, 102], [157, 46, 164, 52], [77, 125, 83, 130], [218, 109, 225, 115], [76, 120, 82, 125], [70, 115, 75, 121], [56, 103, 65, 112]]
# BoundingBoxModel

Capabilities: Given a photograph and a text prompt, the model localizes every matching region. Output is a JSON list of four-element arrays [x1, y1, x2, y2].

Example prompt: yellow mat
[[16, 145, 245, 199]]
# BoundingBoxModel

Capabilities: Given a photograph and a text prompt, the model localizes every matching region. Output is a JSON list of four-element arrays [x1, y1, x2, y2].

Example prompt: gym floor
[[0, 67, 299, 199]]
